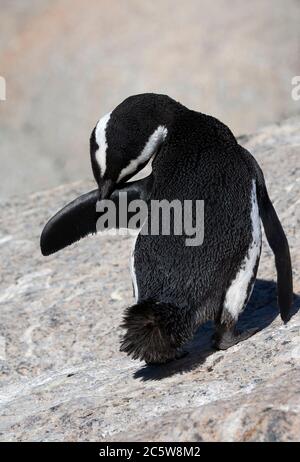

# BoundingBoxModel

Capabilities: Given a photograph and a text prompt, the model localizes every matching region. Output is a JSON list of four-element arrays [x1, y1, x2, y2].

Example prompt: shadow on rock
[[134, 279, 300, 381]]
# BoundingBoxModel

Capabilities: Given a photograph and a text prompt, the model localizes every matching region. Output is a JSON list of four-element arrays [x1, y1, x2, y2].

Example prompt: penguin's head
[[90, 93, 177, 199]]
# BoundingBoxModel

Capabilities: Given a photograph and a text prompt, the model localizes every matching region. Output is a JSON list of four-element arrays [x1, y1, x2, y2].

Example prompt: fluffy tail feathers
[[120, 301, 196, 364]]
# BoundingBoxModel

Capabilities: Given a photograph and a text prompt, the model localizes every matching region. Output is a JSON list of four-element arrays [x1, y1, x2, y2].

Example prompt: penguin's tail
[[257, 180, 293, 323], [120, 301, 196, 364]]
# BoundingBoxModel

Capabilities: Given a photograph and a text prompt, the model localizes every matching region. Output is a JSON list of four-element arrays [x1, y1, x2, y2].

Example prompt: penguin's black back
[[134, 107, 255, 320]]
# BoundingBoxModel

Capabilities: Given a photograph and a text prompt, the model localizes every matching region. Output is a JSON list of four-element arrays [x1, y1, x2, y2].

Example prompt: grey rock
[[0, 117, 299, 441]]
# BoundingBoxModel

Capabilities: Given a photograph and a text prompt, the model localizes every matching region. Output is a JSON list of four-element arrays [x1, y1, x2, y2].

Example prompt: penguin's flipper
[[258, 184, 293, 323], [40, 188, 99, 256], [40, 175, 153, 256]]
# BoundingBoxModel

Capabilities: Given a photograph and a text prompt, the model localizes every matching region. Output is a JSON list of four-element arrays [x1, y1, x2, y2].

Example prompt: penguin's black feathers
[[120, 301, 197, 364]]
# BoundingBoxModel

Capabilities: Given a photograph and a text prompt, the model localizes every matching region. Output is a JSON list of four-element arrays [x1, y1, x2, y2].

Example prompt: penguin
[[40, 93, 293, 364]]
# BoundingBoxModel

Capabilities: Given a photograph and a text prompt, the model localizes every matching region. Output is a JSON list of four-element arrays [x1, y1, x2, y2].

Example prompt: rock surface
[[0, 117, 299, 442], [1, 0, 300, 198]]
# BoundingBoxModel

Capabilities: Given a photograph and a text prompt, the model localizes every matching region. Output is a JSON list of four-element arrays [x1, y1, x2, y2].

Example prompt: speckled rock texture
[[0, 117, 299, 442]]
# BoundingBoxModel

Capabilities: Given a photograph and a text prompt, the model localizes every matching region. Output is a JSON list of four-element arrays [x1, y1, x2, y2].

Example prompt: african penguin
[[40, 93, 293, 364]]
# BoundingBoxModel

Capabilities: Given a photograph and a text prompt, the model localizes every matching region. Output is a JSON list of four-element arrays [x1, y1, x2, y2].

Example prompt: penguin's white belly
[[223, 179, 262, 319]]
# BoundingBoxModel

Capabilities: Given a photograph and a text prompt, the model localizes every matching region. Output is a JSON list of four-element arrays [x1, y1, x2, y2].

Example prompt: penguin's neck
[[170, 108, 237, 151]]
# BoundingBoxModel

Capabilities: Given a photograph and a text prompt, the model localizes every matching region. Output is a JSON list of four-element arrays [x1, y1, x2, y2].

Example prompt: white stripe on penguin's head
[[117, 125, 168, 183], [94, 112, 111, 177]]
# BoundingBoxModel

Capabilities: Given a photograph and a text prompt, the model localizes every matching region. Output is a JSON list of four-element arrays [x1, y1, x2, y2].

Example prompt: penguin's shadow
[[134, 279, 300, 381]]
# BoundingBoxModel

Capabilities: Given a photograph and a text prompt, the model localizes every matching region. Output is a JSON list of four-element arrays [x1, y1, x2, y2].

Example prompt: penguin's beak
[[99, 179, 115, 200]]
